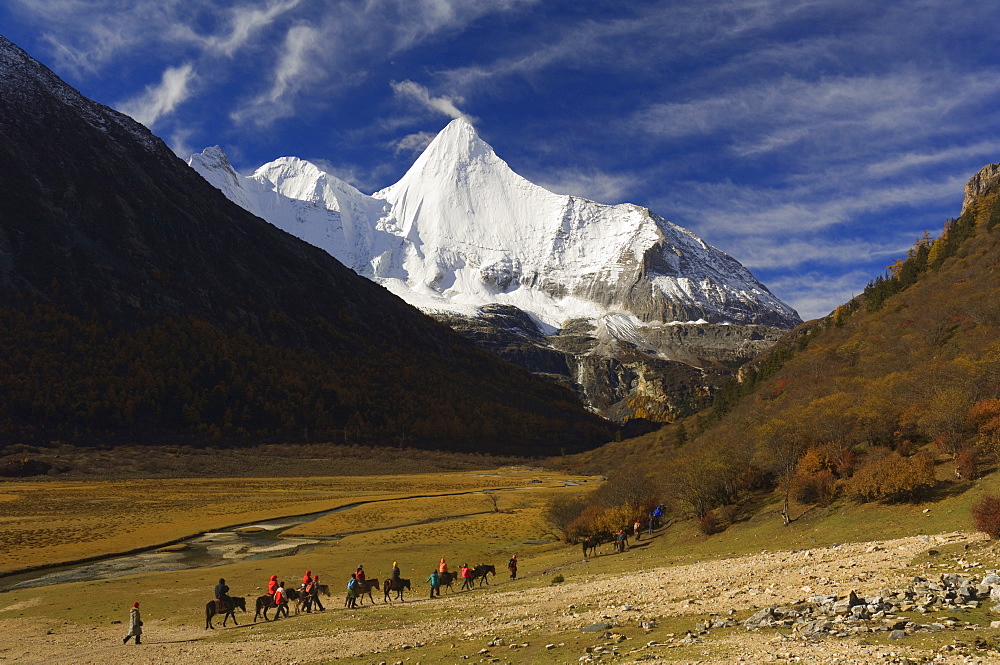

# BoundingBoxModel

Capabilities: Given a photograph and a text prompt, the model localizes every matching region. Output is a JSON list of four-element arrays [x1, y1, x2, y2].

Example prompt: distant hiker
[[426, 570, 440, 598], [346, 573, 360, 608], [460, 563, 473, 590], [439, 558, 449, 574], [122, 601, 142, 645], [647, 513, 655, 535], [634, 519, 642, 541], [267, 574, 278, 597], [507, 554, 517, 580], [214, 577, 231, 612]]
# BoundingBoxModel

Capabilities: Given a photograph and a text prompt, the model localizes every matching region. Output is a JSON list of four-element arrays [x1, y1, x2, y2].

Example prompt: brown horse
[[356, 578, 381, 605], [582, 536, 598, 558], [383, 577, 410, 603], [253, 594, 289, 622], [472, 564, 495, 587], [205, 596, 246, 629], [294, 584, 331, 613]]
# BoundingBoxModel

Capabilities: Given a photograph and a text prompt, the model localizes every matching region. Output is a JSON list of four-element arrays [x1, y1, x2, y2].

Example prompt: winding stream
[[0, 485, 552, 593]]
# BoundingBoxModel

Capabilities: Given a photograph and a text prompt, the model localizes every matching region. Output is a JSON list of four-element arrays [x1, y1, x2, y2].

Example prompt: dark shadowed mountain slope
[[0, 35, 610, 453]]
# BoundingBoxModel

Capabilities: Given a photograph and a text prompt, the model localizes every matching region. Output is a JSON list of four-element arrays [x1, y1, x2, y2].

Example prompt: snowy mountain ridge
[[189, 118, 801, 332]]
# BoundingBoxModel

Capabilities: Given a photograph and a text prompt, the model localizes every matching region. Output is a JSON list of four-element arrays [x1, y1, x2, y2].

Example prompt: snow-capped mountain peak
[[188, 119, 801, 330]]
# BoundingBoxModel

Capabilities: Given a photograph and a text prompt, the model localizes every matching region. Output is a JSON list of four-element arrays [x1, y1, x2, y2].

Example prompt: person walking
[[273, 581, 288, 619], [346, 573, 360, 609], [634, 519, 642, 541], [122, 602, 142, 644], [309, 574, 325, 612], [460, 563, 473, 591], [507, 554, 518, 580], [426, 569, 440, 598]]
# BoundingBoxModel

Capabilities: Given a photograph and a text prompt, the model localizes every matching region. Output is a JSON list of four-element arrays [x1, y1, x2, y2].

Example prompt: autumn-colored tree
[[753, 416, 810, 524], [969, 398, 1000, 462], [847, 449, 936, 503], [972, 495, 1000, 538], [790, 446, 838, 506]]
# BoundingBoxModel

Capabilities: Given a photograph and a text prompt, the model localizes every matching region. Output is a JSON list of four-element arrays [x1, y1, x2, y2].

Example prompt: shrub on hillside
[[792, 467, 837, 506], [956, 447, 980, 480], [847, 449, 936, 503], [972, 495, 1000, 538], [697, 509, 722, 535]]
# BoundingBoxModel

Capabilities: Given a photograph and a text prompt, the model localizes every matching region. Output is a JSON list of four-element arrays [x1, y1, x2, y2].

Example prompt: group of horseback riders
[[205, 554, 520, 629], [211, 569, 325, 620], [423, 557, 514, 598]]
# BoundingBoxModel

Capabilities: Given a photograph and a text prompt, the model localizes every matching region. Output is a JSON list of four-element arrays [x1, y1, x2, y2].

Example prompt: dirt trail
[[1, 531, 994, 664]]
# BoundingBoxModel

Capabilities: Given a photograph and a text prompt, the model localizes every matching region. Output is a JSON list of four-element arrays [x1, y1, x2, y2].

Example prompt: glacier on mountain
[[188, 118, 800, 333]]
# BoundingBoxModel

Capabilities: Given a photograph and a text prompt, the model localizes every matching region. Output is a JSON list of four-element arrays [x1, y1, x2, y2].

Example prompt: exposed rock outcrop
[[437, 304, 787, 422], [962, 162, 1000, 214]]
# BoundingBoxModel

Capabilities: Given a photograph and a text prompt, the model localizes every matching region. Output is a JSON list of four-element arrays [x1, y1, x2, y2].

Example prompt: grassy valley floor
[[2, 466, 1000, 663]]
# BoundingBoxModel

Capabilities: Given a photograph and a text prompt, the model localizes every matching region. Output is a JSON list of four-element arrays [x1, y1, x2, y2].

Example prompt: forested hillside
[[550, 163, 1000, 536]]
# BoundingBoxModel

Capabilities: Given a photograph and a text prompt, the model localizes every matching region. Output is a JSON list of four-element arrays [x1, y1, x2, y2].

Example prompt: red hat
[[305, 570, 311, 574], [132, 602, 139, 608], [270, 575, 277, 580]]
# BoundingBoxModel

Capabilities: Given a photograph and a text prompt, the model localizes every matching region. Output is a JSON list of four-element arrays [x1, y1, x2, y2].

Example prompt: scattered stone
[[581, 622, 613, 633]]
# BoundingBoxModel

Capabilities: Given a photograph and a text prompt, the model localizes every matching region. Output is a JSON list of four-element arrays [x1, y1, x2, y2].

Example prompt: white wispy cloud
[[765, 269, 877, 321], [866, 141, 1000, 178], [230, 23, 321, 126], [390, 80, 474, 122], [164, 0, 302, 57], [117, 63, 196, 128], [392, 131, 437, 156], [202, 0, 301, 56]]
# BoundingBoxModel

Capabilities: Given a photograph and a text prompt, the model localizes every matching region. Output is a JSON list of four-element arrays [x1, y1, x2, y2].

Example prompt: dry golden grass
[[0, 465, 597, 655], [0, 469, 588, 577]]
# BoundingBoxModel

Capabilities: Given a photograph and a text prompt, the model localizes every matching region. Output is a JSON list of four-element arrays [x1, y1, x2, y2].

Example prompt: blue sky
[[3, 1, 1000, 321]]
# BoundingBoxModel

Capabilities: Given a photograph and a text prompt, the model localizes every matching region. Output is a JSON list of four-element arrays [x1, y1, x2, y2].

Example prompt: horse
[[383, 577, 410, 603], [356, 578, 380, 606], [472, 564, 495, 587], [253, 594, 289, 622], [582, 536, 598, 559], [437, 571, 457, 593], [205, 596, 246, 629], [295, 584, 332, 613]]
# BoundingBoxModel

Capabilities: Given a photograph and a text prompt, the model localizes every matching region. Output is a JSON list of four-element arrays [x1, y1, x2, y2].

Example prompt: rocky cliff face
[[437, 307, 786, 423], [962, 162, 1000, 214]]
